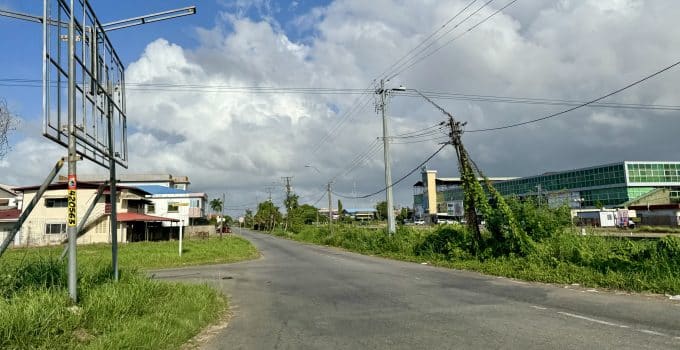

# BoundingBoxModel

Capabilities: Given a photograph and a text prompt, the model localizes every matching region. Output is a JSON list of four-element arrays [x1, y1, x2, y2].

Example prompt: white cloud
[[3, 0, 680, 213]]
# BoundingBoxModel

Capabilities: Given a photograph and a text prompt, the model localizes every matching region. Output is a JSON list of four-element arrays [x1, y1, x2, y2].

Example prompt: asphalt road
[[152, 229, 680, 349]]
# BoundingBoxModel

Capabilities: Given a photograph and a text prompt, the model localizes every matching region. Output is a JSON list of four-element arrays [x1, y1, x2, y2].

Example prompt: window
[[147, 204, 155, 214], [0, 199, 9, 206], [168, 202, 180, 213], [45, 198, 68, 208], [45, 223, 66, 235], [190, 199, 200, 208]]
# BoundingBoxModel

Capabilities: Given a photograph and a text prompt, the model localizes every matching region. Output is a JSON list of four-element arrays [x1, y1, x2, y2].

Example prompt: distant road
[[152, 229, 680, 350]]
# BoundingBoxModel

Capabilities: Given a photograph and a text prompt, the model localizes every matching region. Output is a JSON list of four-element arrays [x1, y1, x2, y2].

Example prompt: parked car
[[414, 220, 426, 225]]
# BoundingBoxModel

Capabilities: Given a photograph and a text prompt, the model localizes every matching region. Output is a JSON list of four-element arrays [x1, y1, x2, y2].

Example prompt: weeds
[[0, 237, 257, 349]]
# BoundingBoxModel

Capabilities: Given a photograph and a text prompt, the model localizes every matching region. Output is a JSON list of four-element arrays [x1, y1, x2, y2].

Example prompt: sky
[[1, 0, 680, 216]]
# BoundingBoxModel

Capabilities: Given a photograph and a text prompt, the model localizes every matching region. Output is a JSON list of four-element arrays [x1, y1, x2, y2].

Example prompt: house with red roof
[[11, 182, 179, 247]]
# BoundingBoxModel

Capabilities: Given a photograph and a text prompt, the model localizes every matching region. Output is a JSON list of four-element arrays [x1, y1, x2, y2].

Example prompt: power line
[[387, 0, 518, 80], [466, 58, 680, 133], [3, 78, 679, 111], [332, 143, 448, 199], [375, 0, 480, 80]]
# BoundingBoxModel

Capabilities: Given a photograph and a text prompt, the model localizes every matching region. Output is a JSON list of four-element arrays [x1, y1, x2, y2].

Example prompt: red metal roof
[[0, 209, 21, 221], [117, 212, 179, 222]]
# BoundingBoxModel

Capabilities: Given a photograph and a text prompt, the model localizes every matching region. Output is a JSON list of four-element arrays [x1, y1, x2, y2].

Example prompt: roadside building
[[413, 167, 516, 223], [0, 183, 20, 210], [0, 208, 20, 245], [343, 208, 377, 221], [135, 185, 207, 226], [59, 174, 191, 191], [628, 204, 680, 227], [11, 182, 178, 247], [415, 162, 680, 223]]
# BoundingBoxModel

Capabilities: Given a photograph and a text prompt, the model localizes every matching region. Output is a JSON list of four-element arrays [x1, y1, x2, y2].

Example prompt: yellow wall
[[426, 170, 438, 215], [18, 188, 127, 247]]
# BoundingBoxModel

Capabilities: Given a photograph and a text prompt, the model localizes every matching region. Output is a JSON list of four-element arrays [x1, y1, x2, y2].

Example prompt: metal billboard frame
[[43, 0, 128, 169]]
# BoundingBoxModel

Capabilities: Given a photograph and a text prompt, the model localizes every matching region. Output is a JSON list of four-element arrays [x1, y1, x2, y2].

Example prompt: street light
[[376, 80, 405, 234]]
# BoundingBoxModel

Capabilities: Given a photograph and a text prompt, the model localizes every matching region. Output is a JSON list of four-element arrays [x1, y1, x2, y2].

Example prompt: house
[[135, 185, 207, 226], [59, 174, 191, 191], [57, 174, 207, 225], [11, 182, 178, 247], [0, 183, 20, 210], [0, 208, 20, 245]]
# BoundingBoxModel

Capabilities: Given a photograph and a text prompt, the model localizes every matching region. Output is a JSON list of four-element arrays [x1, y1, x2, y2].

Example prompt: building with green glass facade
[[413, 161, 680, 221]]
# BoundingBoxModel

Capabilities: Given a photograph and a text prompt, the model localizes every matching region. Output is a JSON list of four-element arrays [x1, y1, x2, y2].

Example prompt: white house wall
[[16, 189, 127, 248]]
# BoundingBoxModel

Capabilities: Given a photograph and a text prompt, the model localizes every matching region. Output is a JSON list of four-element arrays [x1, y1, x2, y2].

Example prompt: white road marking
[[557, 311, 628, 328], [638, 329, 667, 337], [530, 306, 547, 310]]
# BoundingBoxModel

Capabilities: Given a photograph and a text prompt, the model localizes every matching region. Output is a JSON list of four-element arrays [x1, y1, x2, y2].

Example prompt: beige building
[[13, 182, 177, 247]]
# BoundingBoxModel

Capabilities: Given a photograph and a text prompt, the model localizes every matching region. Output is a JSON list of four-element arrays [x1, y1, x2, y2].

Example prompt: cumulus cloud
[[2, 0, 680, 214]]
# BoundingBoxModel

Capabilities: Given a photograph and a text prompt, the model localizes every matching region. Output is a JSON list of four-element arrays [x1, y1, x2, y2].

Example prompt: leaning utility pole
[[447, 115, 483, 248], [378, 79, 396, 234]]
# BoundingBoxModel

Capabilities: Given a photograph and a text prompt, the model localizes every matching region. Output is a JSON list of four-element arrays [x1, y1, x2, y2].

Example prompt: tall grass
[[0, 236, 257, 349], [271, 224, 680, 294]]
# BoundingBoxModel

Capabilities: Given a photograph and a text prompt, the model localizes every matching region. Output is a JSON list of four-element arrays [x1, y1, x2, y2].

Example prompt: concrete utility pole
[[282, 176, 293, 207], [66, 0, 78, 302], [378, 79, 397, 234], [327, 182, 333, 233]]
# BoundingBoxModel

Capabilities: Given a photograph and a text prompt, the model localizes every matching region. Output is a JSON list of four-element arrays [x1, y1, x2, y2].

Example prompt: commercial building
[[413, 167, 515, 222], [414, 161, 680, 222]]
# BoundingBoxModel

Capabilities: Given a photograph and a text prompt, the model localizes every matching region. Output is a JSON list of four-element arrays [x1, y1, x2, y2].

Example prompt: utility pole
[[446, 114, 482, 244], [378, 79, 396, 234], [282, 176, 293, 230], [282, 176, 293, 208], [66, 0, 78, 302], [327, 182, 333, 233], [221, 192, 225, 238]]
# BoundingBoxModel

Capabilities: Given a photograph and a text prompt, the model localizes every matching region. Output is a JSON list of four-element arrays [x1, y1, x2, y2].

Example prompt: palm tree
[[209, 198, 223, 214]]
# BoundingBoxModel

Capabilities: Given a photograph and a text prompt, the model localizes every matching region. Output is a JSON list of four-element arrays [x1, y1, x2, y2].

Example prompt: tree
[[376, 201, 387, 220], [287, 204, 319, 232], [337, 199, 344, 220], [209, 198, 223, 214], [396, 207, 411, 223], [244, 209, 254, 228], [254, 201, 282, 231], [0, 99, 18, 159]]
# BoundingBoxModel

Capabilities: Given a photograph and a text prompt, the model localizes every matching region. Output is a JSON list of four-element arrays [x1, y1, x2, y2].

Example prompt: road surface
[[151, 229, 680, 349]]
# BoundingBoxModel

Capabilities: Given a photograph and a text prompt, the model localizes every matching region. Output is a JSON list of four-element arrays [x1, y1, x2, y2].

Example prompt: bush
[[415, 225, 473, 259]]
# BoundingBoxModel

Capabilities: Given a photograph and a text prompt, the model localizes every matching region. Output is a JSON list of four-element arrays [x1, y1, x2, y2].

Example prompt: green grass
[[269, 225, 680, 295], [0, 236, 258, 349]]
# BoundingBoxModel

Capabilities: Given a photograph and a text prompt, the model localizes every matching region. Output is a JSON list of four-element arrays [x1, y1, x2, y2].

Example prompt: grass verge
[[267, 225, 680, 295], [1, 236, 258, 349]]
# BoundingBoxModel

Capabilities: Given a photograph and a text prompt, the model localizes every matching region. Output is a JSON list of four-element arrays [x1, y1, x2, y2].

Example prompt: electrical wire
[[386, 0, 518, 80], [375, 0, 480, 80], [466, 58, 680, 133], [332, 143, 448, 199], [2, 78, 679, 111]]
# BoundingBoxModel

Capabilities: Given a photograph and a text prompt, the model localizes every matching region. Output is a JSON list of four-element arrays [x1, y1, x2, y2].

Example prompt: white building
[[136, 185, 207, 226], [10, 182, 177, 247]]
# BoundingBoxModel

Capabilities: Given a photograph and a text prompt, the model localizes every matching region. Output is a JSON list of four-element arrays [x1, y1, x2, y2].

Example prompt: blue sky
[[0, 0, 329, 122]]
